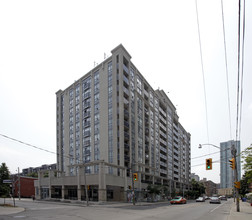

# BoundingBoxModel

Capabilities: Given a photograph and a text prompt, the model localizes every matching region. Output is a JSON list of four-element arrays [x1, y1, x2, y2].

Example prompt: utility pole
[[231, 145, 240, 212], [18, 167, 20, 200], [12, 176, 15, 207]]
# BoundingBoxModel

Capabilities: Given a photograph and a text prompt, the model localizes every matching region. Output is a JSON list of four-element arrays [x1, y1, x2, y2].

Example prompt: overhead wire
[[235, 0, 242, 144], [0, 133, 119, 172], [239, 0, 245, 140], [221, 0, 232, 140], [195, 0, 210, 144], [235, 0, 245, 150], [0, 133, 56, 156]]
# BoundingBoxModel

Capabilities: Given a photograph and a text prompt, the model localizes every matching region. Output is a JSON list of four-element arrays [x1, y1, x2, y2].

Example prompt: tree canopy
[[242, 144, 252, 183], [186, 179, 205, 199], [0, 162, 11, 197]]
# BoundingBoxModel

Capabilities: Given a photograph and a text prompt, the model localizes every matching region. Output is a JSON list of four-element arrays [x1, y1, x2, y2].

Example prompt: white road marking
[[210, 202, 227, 213]]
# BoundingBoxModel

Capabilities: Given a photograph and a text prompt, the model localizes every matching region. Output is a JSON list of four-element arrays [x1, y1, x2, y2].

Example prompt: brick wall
[[14, 176, 38, 198]]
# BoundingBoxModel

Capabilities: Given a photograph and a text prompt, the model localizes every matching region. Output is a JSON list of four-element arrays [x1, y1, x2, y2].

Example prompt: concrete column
[[98, 162, 107, 202], [49, 170, 53, 199], [124, 168, 127, 190], [61, 171, 65, 201], [38, 171, 41, 199], [77, 167, 82, 201], [61, 185, 65, 200], [123, 168, 128, 202]]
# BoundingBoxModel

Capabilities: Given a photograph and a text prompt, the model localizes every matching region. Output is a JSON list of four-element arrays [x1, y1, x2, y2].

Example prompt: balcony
[[124, 98, 129, 105], [123, 64, 129, 74], [83, 92, 91, 100], [124, 120, 129, 129], [124, 155, 130, 162], [144, 89, 149, 97], [83, 102, 91, 108], [160, 146, 167, 154], [83, 141, 90, 147], [83, 83, 91, 90], [123, 75, 129, 85], [83, 111, 90, 118], [123, 87, 129, 96], [145, 145, 149, 152], [124, 131, 130, 140], [83, 121, 90, 127], [84, 131, 90, 137], [124, 109, 129, 119], [124, 143, 130, 151]]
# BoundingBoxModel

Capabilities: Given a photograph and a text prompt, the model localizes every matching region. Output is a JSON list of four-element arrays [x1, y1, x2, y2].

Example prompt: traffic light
[[206, 158, 212, 170], [229, 158, 235, 170], [133, 173, 138, 181], [234, 181, 241, 189]]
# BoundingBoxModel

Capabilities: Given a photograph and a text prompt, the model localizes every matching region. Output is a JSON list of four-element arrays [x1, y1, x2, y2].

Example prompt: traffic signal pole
[[231, 145, 240, 212]]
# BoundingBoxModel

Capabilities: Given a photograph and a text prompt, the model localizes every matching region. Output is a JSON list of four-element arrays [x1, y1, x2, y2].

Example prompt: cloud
[[249, 103, 252, 110]]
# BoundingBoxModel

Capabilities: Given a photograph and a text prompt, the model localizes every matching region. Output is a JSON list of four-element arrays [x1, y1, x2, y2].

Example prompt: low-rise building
[[200, 178, 218, 197], [22, 164, 56, 176], [218, 188, 233, 197], [191, 173, 200, 182], [12, 176, 37, 198]]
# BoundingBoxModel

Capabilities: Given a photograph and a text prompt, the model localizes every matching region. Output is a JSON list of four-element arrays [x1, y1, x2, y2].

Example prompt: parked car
[[196, 197, 205, 202], [210, 197, 221, 204], [219, 196, 227, 201], [170, 196, 187, 204]]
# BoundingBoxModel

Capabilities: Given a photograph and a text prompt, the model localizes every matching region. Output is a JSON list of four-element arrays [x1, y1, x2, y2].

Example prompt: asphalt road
[[0, 199, 233, 220]]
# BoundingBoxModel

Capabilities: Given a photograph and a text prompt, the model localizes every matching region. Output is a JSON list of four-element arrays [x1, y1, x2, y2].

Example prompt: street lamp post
[[198, 143, 220, 149]]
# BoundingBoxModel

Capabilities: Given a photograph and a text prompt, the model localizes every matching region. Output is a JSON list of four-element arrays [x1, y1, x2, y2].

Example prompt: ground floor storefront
[[34, 161, 190, 202]]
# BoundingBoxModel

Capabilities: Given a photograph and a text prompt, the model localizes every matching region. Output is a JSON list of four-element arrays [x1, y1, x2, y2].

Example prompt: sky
[[0, 0, 251, 184]]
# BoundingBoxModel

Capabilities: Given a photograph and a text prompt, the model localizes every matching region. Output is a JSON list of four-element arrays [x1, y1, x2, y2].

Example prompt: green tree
[[147, 184, 161, 201], [147, 184, 161, 195], [242, 145, 252, 183], [239, 172, 249, 197], [0, 163, 11, 197], [187, 179, 205, 199]]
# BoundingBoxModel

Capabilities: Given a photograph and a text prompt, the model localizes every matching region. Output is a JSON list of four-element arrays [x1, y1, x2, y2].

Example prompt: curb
[[0, 206, 25, 216]]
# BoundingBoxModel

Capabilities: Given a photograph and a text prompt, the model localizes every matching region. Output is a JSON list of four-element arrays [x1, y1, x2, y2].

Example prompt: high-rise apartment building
[[220, 140, 241, 189], [35, 44, 191, 202]]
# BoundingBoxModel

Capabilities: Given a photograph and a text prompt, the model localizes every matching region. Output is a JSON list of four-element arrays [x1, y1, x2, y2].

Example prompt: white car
[[210, 197, 221, 204], [196, 197, 205, 202]]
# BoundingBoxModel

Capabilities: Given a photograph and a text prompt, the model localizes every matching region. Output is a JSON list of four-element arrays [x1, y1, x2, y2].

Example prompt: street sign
[[3, 179, 12, 184]]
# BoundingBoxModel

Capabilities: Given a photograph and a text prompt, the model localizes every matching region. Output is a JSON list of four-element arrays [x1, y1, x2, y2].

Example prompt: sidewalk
[[0, 206, 24, 215], [0, 198, 25, 216], [228, 201, 252, 220]]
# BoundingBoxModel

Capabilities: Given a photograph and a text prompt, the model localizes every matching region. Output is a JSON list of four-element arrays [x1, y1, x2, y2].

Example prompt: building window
[[94, 70, 99, 84]]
